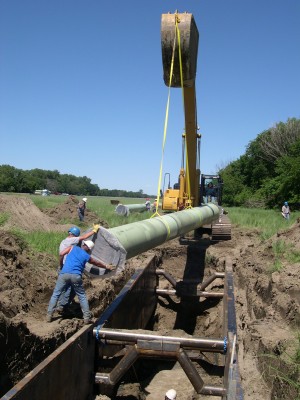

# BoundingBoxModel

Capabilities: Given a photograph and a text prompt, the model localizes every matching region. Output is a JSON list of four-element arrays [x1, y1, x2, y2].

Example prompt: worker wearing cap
[[78, 197, 87, 221], [56, 224, 101, 312], [145, 198, 151, 211], [59, 225, 100, 268], [281, 201, 290, 220], [152, 199, 158, 213], [46, 240, 115, 324]]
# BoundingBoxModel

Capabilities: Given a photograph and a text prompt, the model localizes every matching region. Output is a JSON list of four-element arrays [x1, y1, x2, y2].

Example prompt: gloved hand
[[106, 264, 116, 271], [93, 224, 100, 233]]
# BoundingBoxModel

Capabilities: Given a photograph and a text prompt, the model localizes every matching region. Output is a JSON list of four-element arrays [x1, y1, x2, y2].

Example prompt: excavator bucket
[[161, 12, 199, 88]]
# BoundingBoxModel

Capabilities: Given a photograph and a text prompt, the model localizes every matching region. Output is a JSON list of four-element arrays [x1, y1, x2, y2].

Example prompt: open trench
[[1, 234, 299, 400], [92, 239, 227, 400]]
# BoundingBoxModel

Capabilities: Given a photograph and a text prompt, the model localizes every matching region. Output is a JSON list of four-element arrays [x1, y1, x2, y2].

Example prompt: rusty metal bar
[[156, 269, 177, 288], [156, 288, 224, 298], [95, 345, 139, 386], [201, 385, 227, 396], [199, 272, 225, 290], [177, 348, 204, 393], [93, 328, 225, 353]]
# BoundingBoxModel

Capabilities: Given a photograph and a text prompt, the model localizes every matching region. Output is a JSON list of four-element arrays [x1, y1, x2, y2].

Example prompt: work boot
[[56, 306, 64, 315], [83, 318, 92, 325], [46, 314, 52, 323]]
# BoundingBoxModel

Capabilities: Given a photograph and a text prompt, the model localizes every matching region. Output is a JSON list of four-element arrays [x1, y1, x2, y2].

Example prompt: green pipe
[[115, 203, 148, 216], [109, 204, 219, 259], [86, 203, 219, 277]]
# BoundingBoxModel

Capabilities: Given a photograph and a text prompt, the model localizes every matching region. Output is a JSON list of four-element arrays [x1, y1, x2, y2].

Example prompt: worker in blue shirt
[[46, 240, 115, 324]]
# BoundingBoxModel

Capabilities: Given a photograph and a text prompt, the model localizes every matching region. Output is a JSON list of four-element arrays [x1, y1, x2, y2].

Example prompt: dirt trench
[[0, 195, 299, 399]]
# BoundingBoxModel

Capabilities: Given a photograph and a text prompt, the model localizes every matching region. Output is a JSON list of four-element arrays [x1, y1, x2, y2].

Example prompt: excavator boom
[[161, 12, 200, 210]]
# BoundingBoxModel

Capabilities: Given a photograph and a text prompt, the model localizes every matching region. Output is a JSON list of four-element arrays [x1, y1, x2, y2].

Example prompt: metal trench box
[[1, 258, 158, 400], [2, 255, 243, 399]]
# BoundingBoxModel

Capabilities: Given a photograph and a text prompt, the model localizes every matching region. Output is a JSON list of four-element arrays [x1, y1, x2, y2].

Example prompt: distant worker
[[46, 240, 115, 324], [165, 389, 177, 400], [145, 198, 151, 211], [281, 201, 290, 220], [56, 224, 100, 312], [78, 197, 87, 221], [205, 182, 216, 203], [152, 199, 158, 213]]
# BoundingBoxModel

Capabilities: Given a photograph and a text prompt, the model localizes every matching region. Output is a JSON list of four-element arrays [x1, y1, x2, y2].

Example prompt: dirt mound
[[0, 230, 57, 318], [207, 222, 300, 400], [0, 194, 68, 232], [42, 196, 109, 228], [0, 194, 109, 232]]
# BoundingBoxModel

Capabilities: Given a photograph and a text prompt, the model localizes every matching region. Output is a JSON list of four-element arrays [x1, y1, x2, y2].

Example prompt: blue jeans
[[57, 284, 76, 308], [204, 196, 216, 203], [47, 273, 90, 319], [78, 210, 84, 221]]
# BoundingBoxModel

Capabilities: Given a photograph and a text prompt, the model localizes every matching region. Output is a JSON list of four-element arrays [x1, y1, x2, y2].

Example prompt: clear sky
[[1, 1, 300, 196]]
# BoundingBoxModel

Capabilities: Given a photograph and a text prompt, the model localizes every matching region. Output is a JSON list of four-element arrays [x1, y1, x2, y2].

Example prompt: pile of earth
[[0, 194, 68, 232], [42, 195, 109, 228], [0, 194, 299, 399], [207, 220, 300, 400], [0, 194, 123, 395]]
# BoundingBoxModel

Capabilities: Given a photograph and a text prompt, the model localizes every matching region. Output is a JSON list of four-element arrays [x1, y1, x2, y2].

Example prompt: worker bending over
[[56, 224, 100, 312], [46, 240, 115, 324]]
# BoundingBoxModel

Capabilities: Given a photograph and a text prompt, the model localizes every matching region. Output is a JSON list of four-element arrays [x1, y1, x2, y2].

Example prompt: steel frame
[[93, 257, 244, 399]]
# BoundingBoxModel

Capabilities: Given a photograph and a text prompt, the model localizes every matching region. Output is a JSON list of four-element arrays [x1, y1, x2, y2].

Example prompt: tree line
[[0, 165, 151, 199], [2, 117, 299, 207], [219, 118, 300, 209]]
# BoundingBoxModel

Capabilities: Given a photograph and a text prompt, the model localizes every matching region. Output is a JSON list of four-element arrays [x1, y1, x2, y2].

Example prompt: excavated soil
[[0, 195, 299, 399]]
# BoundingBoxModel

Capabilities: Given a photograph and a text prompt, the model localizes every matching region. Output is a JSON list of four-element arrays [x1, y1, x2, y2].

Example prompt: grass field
[[1, 193, 300, 256]]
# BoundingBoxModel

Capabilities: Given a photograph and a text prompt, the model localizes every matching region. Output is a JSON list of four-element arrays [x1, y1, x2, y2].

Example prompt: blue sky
[[1, 1, 299, 196]]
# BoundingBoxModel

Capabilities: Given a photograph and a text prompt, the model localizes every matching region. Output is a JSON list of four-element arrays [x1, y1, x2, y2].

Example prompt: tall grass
[[227, 207, 300, 240], [4, 196, 300, 258], [0, 212, 9, 226], [260, 333, 300, 399], [9, 195, 156, 255], [30, 195, 67, 209], [30, 195, 153, 227]]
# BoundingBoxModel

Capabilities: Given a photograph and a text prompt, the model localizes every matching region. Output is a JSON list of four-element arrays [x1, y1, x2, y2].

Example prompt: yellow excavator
[[161, 12, 200, 212], [160, 12, 231, 240]]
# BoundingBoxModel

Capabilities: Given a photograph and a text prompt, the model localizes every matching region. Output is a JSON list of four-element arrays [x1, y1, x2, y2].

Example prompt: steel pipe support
[[93, 328, 225, 353], [156, 269, 177, 288], [156, 288, 224, 298], [177, 348, 204, 393]]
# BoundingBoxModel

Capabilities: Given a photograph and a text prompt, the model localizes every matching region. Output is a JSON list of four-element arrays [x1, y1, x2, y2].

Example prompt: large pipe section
[[86, 203, 219, 277], [115, 203, 148, 216], [109, 203, 219, 260]]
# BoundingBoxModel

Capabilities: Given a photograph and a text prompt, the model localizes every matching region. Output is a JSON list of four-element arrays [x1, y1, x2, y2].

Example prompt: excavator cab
[[200, 174, 223, 206]]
